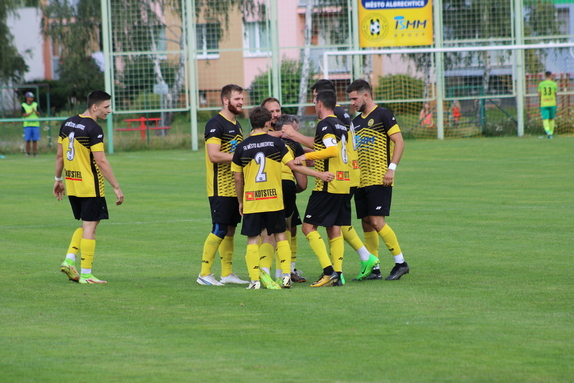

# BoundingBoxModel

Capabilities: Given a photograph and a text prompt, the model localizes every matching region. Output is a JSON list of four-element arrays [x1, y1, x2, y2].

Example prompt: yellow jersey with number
[[58, 115, 105, 197]]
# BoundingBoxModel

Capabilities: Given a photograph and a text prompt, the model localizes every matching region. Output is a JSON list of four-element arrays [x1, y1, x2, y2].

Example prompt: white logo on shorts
[[376, 206, 382, 210]]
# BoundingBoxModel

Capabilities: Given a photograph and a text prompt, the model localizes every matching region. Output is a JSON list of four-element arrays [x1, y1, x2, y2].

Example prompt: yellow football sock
[[341, 225, 363, 251], [200, 233, 223, 276], [329, 236, 344, 273], [80, 238, 96, 273], [306, 231, 331, 269], [276, 240, 291, 274], [259, 242, 275, 272], [219, 235, 234, 277], [549, 120, 555, 135], [364, 230, 379, 256], [542, 119, 550, 134], [290, 231, 298, 263], [66, 227, 84, 258], [378, 224, 402, 256], [245, 244, 260, 281]]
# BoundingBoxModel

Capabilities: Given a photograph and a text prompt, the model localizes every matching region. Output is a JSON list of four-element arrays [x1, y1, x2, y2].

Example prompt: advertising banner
[[358, 0, 434, 47]]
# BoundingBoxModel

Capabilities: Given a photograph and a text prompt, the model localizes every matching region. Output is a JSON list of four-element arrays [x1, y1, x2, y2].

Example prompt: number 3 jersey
[[58, 114, 106, 198], [231, 132, 294, 214], [204, 113, 243, 197]]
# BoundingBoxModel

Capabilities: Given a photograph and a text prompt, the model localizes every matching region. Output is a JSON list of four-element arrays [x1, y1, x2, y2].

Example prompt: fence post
[[514, 0, 526, 137], [433, 0, 445, 140]]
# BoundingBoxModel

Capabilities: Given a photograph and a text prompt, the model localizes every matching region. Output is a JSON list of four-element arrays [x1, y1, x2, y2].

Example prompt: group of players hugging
[[197, 79, 410, 290]]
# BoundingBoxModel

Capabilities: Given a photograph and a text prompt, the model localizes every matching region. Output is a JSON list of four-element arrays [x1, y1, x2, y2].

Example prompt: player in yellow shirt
[[197, 84, 249, 286], [538, 71, 558, 139], [293, 90, 353, 287], [232, 107, 333, 289], [347, 79, 409, 281], [53, 90, 124, 284]]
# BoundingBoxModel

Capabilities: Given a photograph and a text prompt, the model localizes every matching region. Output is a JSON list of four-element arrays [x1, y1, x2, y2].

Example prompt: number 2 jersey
[[204, 113, 244, 197], [58, 115, 106, 198], [352, 106, 400, 188], [231, 132, 294, 214]]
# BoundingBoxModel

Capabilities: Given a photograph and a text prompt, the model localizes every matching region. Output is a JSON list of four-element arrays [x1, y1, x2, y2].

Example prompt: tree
[[251, 59, 311, 115], [42, 0, 104, 105], [0, 0, 39, 85]]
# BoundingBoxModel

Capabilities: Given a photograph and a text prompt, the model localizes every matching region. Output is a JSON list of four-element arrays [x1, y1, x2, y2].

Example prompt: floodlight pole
[[187, 0, 199, 151], [101, 0, 114, 153], [433, 0, 445, 140], [514, 0, 526, 137], [269, 0, 281, 102]]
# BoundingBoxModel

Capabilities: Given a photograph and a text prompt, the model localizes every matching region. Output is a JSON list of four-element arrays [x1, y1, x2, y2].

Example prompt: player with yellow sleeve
[[347, 79, 410, 281], [232, 107, 334, 289], [538, 71, 558, 139]]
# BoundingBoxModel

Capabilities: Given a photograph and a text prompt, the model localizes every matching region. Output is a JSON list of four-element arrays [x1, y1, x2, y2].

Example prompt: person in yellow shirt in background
[[22, 92, 41, 157], [538, 71, 558, 139]]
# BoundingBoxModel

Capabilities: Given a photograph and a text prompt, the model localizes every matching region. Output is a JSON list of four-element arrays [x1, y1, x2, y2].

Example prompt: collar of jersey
[[251, 131, 267, 136], [320, 114, 337, 121], [361, 106, 378, 119], [79, 114, 94, 120], [219, 112, 237, 124]]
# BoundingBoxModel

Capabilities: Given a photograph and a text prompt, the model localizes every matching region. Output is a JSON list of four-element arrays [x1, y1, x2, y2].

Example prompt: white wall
[[7, 7, 45, 82]]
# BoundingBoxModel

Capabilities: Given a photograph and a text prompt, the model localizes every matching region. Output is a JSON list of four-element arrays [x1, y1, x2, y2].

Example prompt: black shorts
[[209, 196, 241, 226], [354, 185, 392, 218], [303, 191, 351, 227], [241, 210, 286, 237], [69, 196, 109, 221], [282, 180, 297, 219]]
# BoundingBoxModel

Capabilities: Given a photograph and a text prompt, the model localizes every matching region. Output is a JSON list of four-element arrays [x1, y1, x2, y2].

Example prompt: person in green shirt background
[[538, 71, 558, 139], [21, 91, 41, 156]]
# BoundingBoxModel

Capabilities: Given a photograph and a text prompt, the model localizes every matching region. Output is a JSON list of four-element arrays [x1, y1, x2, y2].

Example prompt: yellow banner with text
[[358, 0, 434, 47]]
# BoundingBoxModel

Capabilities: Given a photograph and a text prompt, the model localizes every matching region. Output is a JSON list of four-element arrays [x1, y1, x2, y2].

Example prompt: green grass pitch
[[1, 137, 573, 382]]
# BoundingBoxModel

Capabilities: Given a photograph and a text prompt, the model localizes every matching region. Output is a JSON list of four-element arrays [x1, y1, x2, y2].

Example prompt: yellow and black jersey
[[281, 138, 305, 182], [352, 106, 401, 188], [313, 115, 351, 194], [58, 115, 105, 198], [204, 113, 243, 197], [231, 133, 294, 214], [334, 105, 360, 188]]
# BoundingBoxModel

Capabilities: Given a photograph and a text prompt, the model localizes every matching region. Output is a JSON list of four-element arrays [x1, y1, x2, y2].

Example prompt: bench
[[117, 117, 171, 140]]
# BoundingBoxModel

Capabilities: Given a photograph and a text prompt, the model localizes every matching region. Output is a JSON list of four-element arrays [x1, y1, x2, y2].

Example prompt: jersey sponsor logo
[[65, 170, 82, 181], [65, 121, 76, 128], [76, 124, 86, 130], [336, 171, 350, 181], [352, 160, 360, 169], [358, 135, 376, 148], [245, 188, 278, 201], [230, 139, 238, 153]]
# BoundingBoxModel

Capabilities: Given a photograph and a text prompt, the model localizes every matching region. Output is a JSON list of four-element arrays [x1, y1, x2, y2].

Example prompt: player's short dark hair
[[221, 84, 243, 102], [275, 114, 298, 130], [249, 106, 272, 130], [545, 71, 552, 78], [311, 79, 336, 93], [260, 97, 281, 108], [316, 90, 336, 110], [87, 90, 111, 108], [346, 79, 372, 95]]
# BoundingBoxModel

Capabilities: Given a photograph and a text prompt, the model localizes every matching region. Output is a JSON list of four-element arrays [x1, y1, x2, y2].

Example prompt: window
[[243, 21, 269, 57], [196, 23, 220, 59]]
